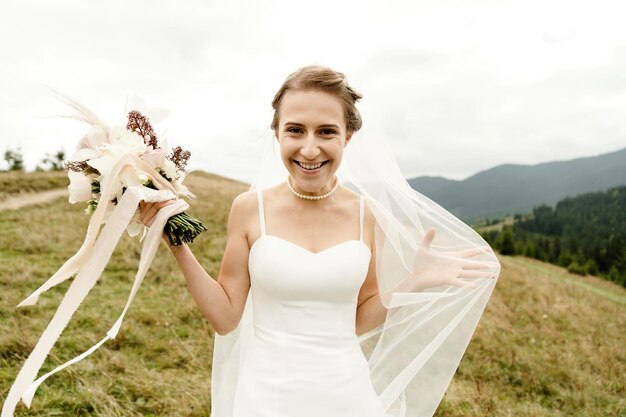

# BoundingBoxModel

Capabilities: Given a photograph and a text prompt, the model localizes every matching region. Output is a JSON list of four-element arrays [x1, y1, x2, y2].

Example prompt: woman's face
[[275, 89, 352, 194]]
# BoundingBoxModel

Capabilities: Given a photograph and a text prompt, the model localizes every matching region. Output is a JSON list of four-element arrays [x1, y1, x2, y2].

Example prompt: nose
[[300, 133, 320, 160]]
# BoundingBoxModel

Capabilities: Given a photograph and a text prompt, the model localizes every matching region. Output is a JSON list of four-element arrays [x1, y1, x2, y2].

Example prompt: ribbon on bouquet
[[2, 153, 189, 416]]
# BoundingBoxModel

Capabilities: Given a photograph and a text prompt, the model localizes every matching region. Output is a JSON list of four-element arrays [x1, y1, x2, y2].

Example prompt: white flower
[[118, 165, 147, 189], [67, 170, 93, 204], [110, 129, 148, 154], [172, 179, 196, 198], [108, 124, 122, 143], [157, 130, 169, 150], [72, 147, 100, 162], [71, 125, 108, 161], [125, 95, 169, 124], [141, 148, 167, 170], [87, 132, 148, 178], [137, 173, 150, 185], [109, 179, 125, 203], [161, 158, 179, 181], [171, 171, 195, 198], [87, 153, 119, 179]]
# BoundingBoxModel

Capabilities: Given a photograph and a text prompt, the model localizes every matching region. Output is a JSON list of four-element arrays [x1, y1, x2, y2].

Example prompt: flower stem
[[163, 212, 207, 246]]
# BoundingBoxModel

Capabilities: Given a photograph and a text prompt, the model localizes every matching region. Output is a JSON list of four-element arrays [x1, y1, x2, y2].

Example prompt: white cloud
[[1, 0, 625, 182]]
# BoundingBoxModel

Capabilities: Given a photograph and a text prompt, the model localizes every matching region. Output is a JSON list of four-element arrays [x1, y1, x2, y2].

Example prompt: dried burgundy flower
[[64, 160, 89, 172], [168, 146, 191, 172], [126, 110, 158, 149]]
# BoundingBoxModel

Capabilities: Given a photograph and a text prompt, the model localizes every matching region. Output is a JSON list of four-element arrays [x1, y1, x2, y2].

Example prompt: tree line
[[2, 147, 65, 172], [480, 185, 626, 287]]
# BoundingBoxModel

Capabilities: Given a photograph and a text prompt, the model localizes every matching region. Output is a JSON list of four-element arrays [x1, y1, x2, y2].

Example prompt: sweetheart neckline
[[250, 234, 371, 256]]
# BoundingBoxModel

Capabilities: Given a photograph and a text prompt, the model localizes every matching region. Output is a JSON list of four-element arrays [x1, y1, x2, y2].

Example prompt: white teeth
[[297, 161, 324, 170]]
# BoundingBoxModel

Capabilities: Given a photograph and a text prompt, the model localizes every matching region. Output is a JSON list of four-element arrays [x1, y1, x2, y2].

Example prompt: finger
[[139, 213, 152, 227], [139, 201, 154, 218], [448, 246, 493, 258], [458, 269, 494, 278], [451, 278, 478, 289], [144, 200, 179, 225], [147, 203, 161, 218], [421, 228, 436, 249], [139, 201, 155, 213], [159, 199, 178, 207], [149, 200, 177, 211], [461, 260, 500, 270], [141, 205, 160, 227]]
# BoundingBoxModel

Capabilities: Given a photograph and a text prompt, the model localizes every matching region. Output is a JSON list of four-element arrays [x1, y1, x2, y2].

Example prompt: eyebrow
[[284, 122, 341, 130]]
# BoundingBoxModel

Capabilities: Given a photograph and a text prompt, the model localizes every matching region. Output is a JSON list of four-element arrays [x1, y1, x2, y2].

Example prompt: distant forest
[[480, 185, 626, 287]]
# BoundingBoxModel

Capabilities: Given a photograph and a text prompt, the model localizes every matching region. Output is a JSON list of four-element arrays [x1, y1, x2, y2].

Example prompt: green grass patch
[[1, 171, 625, 416], [507, 256, 626, 306]]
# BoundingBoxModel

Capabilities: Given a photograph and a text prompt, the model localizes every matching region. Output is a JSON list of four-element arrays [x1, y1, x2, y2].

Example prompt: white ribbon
[[2, 154, 188, 416]]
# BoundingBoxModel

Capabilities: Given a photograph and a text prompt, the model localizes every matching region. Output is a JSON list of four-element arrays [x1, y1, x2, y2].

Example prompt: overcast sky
[[1, 0, 625, 183]]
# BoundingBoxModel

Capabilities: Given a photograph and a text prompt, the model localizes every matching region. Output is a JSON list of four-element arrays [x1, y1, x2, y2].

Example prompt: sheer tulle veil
[[210, 103, 501, 417]]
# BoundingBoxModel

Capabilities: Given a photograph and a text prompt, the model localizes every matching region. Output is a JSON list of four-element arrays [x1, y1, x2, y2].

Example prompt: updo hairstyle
[[271, 65, 363, 134]]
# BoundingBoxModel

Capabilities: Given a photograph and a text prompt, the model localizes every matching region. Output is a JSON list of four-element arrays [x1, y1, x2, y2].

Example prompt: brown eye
[[320, 129, 336, 135], [287, 127, 303, 134]]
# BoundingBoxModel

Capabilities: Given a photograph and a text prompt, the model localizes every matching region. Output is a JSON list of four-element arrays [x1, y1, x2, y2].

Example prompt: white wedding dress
[[231, 190, 387, 417]]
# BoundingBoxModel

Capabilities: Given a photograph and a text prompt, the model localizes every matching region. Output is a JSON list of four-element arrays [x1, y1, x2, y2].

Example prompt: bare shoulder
[[227, 190, 258, 236], [338, 186, 376, 242], [231, 189, 258, 213], [340, 186, 373, 217], [351, 190, 377, 244], [338, 186, 362, 204], [362, 198, 376, 232], [260, 183, 287, 200]]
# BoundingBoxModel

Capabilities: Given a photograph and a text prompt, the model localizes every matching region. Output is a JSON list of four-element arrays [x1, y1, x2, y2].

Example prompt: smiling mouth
[[294, 160, 329, 170]]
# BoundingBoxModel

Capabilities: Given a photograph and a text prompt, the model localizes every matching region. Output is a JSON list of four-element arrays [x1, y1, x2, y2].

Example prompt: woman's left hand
[[407, 228, 497, 291], [138, 199, 178, 228]]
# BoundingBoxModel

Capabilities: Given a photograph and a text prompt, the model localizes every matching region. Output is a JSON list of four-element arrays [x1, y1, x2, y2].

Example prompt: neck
[[286, 175, 340, 202], [288, 176, 337, 196]]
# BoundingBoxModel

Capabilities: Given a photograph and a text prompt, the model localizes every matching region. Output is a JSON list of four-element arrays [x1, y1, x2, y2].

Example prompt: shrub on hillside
[[566, 261, 586, 276]]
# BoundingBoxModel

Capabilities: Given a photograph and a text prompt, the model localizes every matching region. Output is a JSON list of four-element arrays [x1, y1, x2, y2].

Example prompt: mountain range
[[408, 146, 626, 222]]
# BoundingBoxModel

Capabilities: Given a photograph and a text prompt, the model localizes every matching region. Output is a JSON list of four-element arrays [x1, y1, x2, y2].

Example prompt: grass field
[[0, 171, 69, 201], [1, 171, 624, 416]]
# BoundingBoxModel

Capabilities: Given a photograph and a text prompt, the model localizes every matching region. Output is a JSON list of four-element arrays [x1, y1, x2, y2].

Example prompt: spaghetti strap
[[256, 190, 266, 236], [359, 195, 364, 242]]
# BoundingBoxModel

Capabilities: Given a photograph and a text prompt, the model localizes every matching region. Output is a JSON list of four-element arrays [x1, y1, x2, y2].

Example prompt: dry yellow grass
[[1, 171, 624, 416], [0, 171, 69, 201], [437, 256, 626, 417]]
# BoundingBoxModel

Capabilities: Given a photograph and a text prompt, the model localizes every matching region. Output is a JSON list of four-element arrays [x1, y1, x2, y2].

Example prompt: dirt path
[[0, 188, 68, 211]]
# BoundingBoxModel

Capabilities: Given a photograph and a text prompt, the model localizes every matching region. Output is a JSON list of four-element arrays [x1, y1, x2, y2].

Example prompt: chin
[[290, 173, 335, 192]]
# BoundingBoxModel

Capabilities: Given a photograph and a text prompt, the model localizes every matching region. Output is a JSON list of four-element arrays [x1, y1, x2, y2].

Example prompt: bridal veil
[[210, 104, 501, 417]]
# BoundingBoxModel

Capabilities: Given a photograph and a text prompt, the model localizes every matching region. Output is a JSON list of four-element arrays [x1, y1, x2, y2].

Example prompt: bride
[[139, 65, 500, 417]]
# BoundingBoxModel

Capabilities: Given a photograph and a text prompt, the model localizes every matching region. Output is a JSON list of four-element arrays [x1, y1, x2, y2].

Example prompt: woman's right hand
[[138, 199, 178, 228]]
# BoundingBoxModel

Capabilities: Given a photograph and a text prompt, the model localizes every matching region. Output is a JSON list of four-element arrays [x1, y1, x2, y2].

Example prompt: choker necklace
[[286, 175, 339, 200]]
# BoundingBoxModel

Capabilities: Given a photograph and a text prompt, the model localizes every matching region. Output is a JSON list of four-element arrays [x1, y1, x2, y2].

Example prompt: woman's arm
[[140, 192, 254, 336], [355, 204, 388, 336]]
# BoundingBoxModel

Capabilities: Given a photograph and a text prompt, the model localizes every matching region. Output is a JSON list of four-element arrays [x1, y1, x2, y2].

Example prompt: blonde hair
[[271, 65, 363, 134]]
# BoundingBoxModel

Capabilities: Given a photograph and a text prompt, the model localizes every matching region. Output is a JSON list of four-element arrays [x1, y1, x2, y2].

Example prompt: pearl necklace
[[286, 175, 339, 200]]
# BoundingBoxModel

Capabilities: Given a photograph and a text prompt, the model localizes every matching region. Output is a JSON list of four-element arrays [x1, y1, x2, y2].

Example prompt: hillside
[[0, 171, 624, 416], [480, 185, 626, 287], [408, 147, 626, 222]]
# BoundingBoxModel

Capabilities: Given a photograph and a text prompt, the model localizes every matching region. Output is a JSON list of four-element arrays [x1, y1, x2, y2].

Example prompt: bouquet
[[2, 94, 206, 416], [64, 94, 206, 245]]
